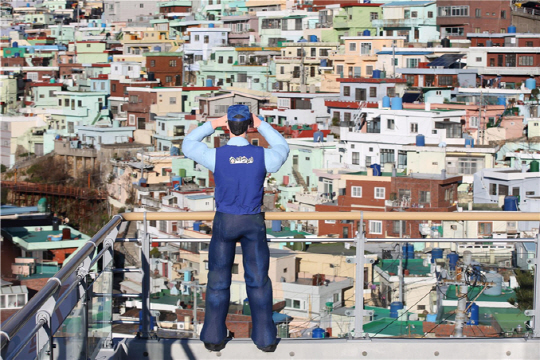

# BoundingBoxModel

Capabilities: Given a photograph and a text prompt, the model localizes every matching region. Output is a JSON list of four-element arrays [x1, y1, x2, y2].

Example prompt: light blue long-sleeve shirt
[[182, 121, 289, 173]]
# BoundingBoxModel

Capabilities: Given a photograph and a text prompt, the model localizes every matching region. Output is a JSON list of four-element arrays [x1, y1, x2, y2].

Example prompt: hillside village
[[1, 0, 540, 342]]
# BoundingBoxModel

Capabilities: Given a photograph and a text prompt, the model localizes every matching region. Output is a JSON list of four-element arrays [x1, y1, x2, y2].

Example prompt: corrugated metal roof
[[383, 1, 434, 7], [377, 51, 433, 55]]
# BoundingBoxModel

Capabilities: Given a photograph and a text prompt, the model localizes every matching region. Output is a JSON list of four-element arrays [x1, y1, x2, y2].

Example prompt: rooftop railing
[[1, 211, 540, 359]]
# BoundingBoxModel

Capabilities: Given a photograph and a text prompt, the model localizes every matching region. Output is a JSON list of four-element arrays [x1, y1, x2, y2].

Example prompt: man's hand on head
[[212, 115, 228, 130], [252, 114, 262, 129]]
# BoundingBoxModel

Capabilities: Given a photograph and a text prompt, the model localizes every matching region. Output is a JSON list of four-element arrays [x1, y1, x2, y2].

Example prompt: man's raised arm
[[181, 116, 227, 173], [253, 115, 290, 173]]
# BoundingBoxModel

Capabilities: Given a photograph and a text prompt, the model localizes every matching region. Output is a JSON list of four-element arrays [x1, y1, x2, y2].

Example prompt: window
[[360, 43, 372, 55], [352, 186, 362, 197], [512, 187, 520, 197], [352, 152, 360, 165], [393, 221, 406, 234], [475, 8, 481, 17], [169, 97, 176, 105], [407, 58, 419, 68], [349, 43, 357, 52], [336, 65, 344, 76], [366, 66, 373, 76], [218, 56, 223, 64], [499, 184, 509, 196], [165, 76, 172, 83], [489, 183, 497, 195], [369, 87, 377, 97], [369, 221, 382, 234], [355, 88, 366, 101], [398, 150, 407, 169], [344, 112, 351, 122], [169, 60, 176, 67], [140, 3, 144, 8], [380, 149, 394, 165], [501, 10, 506, 19], [387, 119, 395, 130], [228, 56, 233, 64], [194, 35, 200, 41], [478, 222, 492, 235], [438, 6, 469, 17], [458, 157, 482, 175], [232, 264, 239, 274], [344, 86, 350, 96], [399, 189, 411, 202], [526, 41, 534, 47], [419, 191, 431, 203], [439, 75, 453, 86], [370, 12, 378, 20], [411, 11, 418, 18], [444, 27, 464, 36], [427, 11, 433, 18], [519, 56, 534, 66], [204, 35, 209, 43], [444, 187, 455, 201], [387, 87, 396, 97], [410, 123, 418, 133], [375, 187, 385, 199], [470, 117, 479, 128]]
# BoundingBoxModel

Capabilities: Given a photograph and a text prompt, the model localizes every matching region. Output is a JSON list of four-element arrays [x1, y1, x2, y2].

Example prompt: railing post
[[140, 212, 152, 338], [354, 212, 365, 338]]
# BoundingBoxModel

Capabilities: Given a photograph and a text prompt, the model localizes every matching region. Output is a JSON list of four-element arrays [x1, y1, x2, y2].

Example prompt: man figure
[[182, 105, 289, 352]]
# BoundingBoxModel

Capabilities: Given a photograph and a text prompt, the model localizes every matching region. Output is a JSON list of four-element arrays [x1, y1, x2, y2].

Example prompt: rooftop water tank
[[183, 270, 192, 282], [313, 130, 324, 142], [525, 78, 537, 90], [390, 302, 404, 318], [312, 327, 325, 338], [320, 59, 327, 67], [465, 138, 474, 148], [52, 217, 60, 231], [193, 221, 201, 232], [507, 25, 517, 33], [37, 197, 47, 212], [497, 96, 506, 106], [372, 69, 381, 79], [209, 23, 215, 28], [484, 271, 503, 296], [402, 244, 409, 260], [363, 30, 371, 36], [179, 168, 187, 177], [426, 314, 437, 322], [370, 163, 381, 176], [243, 298, 251, 315], [50, 78, 56, 83], [272, 220, 282, 232], [416, 134, 425, 146], [172, 176, 182, 190], [431, 248, 443, 263], [391, 97, 403, 110], [503, 196, 518, 211], [382, 96, 391, 108], [153, 46, 161, 52], [206, 79, 213, 87], [309, 35, 317, 42], [12, 41, 18, 48], [101, 23, 107, 28], [530, 160, 539, 172], [407, 243, 414, 260], [447, 252, 459, 270], [467, 303, 480, 325]]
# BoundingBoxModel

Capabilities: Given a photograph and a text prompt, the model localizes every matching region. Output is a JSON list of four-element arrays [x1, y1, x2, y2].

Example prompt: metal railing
[[1, 211, 540, 359]]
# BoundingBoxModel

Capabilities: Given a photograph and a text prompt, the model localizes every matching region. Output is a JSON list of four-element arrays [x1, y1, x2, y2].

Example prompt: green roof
[[377, 259, 431, 276], [4, 226, 90, 251], [445, 285, 516, 303], [267, 226, 311, 238], [363, 318, 424, 337], [440, 306, 530, 333]]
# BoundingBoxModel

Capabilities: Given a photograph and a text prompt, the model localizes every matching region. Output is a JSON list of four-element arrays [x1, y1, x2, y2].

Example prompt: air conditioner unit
[[177, 322, 186, 330]]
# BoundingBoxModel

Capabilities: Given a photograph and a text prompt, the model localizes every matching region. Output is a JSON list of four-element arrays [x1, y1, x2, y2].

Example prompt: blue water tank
[[431, 248, 443, 263], [363, 30, 371, 36], [108, 55, 113, 62], [206, 79, 213, 87], [312, 327, 325, 338], [465, 138, 474, 148], [139, 310, 155, 332], [416, 134, 425, 146], [153, 46, 161, 52], [382, 96, 391, 108], [320, 59, 327, 67], [467, 303, 480, 325], [101, 23, 107, 28], [525, 78, 537, 90], [172, 176, 182, 190], [14, 53, 20, 58], [391, 97, 403, 110], [507, 25, 517, 33], [12, 41, 18, 48], [447, 252, 459, 270], [497, 96, 506, 106], [193, 221, 201, 231], [402, 244, 409, 260], [272, 220, 282, 232], [372, 69, 381, 79], [183, 270, 192, 282], [370, 164, 381, 176], [209, 23, 215, 28], [309, 35, 317, 42], [426, 314, 437, 323], [390, 302, 404, 318], [407, 244, 414, 260], [170, 146, 180, 156], [313, 130, 324, 142], [139, 178, 147, 186], [503, 196, 519, 211]]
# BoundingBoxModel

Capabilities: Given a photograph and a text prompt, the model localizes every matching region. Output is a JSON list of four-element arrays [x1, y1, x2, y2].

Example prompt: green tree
[[508, 269, 534, 312]]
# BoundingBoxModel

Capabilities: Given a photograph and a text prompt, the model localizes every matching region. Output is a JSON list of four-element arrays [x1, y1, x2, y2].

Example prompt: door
[[138, 117, 146, 130], [343, 226, 349, 238], [293, 155, 299, 171], [34, 143, 44, 156]]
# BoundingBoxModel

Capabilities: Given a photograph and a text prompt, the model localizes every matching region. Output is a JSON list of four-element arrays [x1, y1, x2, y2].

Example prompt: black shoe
[[204, 340, 226, 352], [257, 343, 277, 353]]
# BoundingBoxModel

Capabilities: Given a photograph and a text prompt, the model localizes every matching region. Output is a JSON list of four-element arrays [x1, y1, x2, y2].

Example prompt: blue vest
[[214, 144, 266, 215]]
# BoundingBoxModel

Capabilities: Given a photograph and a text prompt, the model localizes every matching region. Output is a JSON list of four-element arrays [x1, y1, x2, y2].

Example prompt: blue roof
[[0, 206, 39, 216], [383, 1, 434, 6], [377, 51, 434, 55], [185, 195, 214, 200]]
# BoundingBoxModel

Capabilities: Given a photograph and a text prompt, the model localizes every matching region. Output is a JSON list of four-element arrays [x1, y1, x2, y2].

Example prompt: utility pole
[[454, 284, 468, 337], [392, 40, 396, 78], [192, 282, 198, 338], [398, 230, 404, 304], [140, 148, 144, 181]]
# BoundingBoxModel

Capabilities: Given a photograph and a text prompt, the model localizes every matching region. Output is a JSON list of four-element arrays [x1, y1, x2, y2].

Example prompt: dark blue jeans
[[200, 212, 277, 348]]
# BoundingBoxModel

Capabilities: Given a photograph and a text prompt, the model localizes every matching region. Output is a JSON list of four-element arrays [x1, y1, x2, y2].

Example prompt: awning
[[402, 92, 421, 103], [428, 54, 465, 68]]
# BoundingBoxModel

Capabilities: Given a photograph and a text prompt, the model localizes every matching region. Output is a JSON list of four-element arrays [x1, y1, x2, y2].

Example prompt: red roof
[[30, 83, 62, 87], [325, 100, 379, 109], [341, 3, 383, 7], [337, 77, 407, 83], [90, 64, 110, 67]]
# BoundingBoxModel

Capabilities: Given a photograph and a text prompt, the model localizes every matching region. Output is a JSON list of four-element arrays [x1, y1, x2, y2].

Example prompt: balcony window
[[478, 222, 492, 235], [457, 157, 482, 175], [438, 6, 469, 17], [360, 43, 372, 55], [367, 118, 380, 133], [352, 152, 360, 165], [419, 191, 431, 203], [399, 189, 411, 202], [519, 56, 534, 66], [387, 87, 396, 97], [375, 187, 385, 199], [370, 12, 378, 20], [393, 221, 406, 234], [398, 150, 407, 169], [438, 75, 453, 86], [380, 149, 394, 165], [352, 186, 362, 197], [336, 65, 344, 77], [369, 220, 382, 234], [355, 88, 366, 101]]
